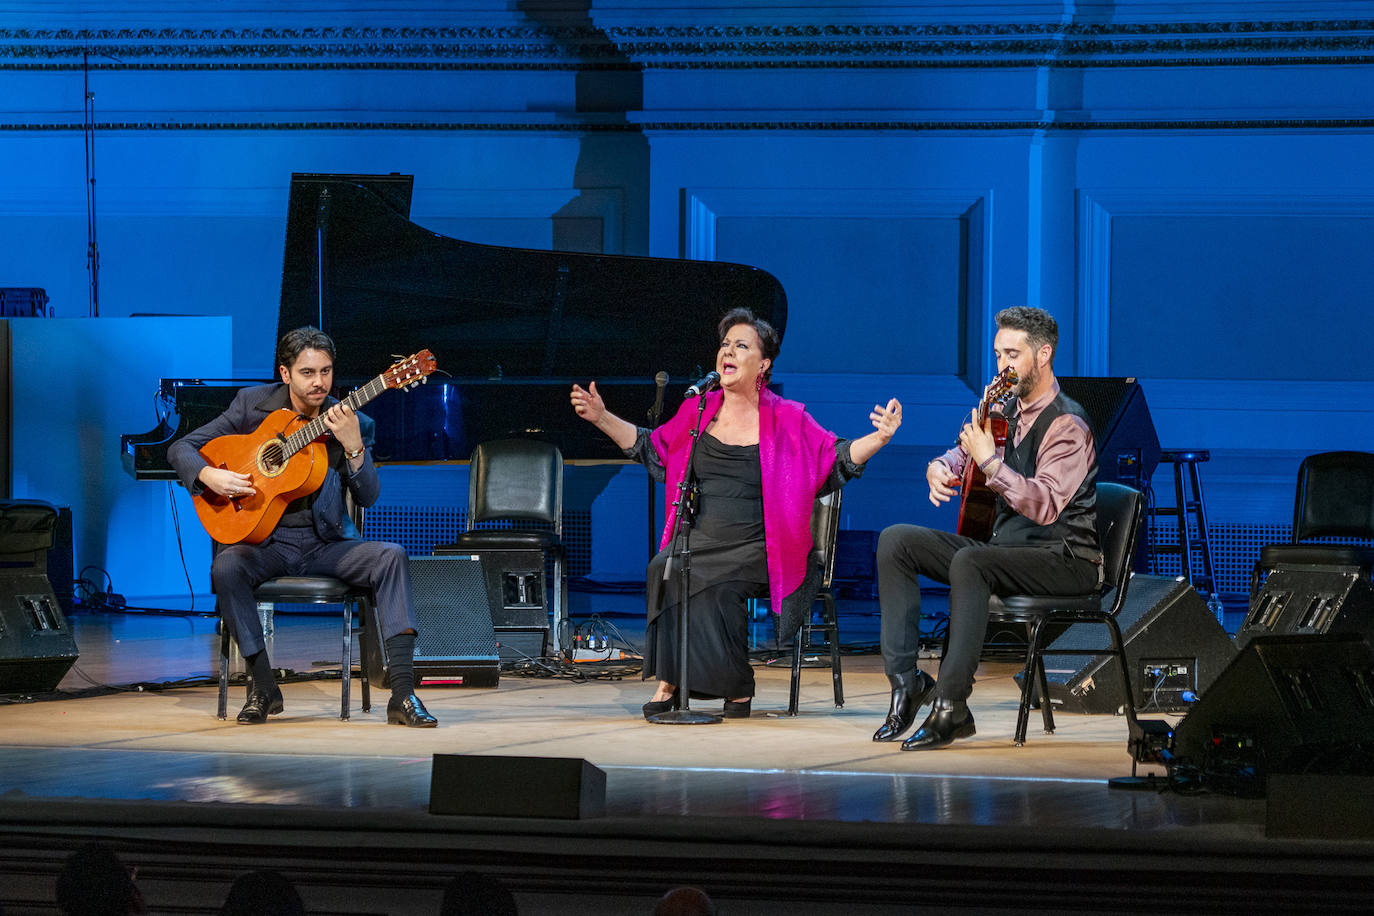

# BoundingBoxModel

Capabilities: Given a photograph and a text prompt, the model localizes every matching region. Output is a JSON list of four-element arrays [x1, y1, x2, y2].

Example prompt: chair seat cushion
[[438, 531, 563, 552], [253, 576, 357, 601], [989, 592, 1102, 619], [1260, 543, 1374, 570]]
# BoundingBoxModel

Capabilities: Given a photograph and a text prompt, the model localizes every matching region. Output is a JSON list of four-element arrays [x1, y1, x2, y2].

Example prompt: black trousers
[[877, 525, 1100, 703], [212, 526, 416, 659]]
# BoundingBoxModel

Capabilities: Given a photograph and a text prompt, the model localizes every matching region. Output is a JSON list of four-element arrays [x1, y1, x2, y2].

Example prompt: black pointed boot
[[872, 669, 936, 742]]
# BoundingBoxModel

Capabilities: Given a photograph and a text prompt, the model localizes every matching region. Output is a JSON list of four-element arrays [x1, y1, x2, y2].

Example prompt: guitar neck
[[279, 374, 389, 460]]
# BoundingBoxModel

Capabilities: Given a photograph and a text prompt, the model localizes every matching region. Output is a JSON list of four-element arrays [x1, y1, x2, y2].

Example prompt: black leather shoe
[[642, 697, 678, 719], [387, 693, 438, 727], [872, 669, 936, 742], [236, 687, 283, 724], [901, 698, 976, 750], [722, 699, 751, 719]]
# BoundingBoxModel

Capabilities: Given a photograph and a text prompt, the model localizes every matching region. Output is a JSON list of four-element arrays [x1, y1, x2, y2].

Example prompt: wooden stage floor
[[1, 606, 1370, 915]]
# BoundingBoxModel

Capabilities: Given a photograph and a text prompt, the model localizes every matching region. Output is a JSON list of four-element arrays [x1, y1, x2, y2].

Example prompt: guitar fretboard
[[278, 374, 390, 460]]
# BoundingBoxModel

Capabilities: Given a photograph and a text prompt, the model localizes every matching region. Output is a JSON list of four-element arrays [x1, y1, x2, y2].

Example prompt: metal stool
[[1149, 449, 1218, 598]]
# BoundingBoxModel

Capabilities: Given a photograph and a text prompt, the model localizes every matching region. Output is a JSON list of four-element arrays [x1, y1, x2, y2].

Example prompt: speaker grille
[[1146, 519, 1374, 596], [407, 556, 497, 662], [362, 506, 590, 576]]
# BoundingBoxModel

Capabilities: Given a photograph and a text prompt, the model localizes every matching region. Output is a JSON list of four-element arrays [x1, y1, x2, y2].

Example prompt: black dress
[[644, 431, 768, 700]]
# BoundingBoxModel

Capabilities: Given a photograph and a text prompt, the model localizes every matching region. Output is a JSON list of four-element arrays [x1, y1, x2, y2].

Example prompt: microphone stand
[[647, 391, 721, 725]]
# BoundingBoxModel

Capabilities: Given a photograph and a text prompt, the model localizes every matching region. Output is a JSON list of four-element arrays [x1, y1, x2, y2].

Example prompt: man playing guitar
[[169, 326, 437, 727], [872, 307, 1101, 749]]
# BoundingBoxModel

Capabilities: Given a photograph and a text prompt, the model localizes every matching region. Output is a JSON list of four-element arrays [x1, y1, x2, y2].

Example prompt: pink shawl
[[649, 387, 837, 617]]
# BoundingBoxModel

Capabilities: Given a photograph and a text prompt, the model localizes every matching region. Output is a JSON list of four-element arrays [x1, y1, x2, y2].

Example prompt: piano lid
[[277, 173, 788, 386]]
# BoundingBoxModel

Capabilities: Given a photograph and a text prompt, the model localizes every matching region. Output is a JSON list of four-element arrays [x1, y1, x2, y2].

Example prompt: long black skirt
[[645, 579, 767, 700]]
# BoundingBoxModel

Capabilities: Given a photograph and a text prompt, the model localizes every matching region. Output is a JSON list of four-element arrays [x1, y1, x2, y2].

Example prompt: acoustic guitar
[[954, 366, 1018, 541], [192, 350, 436, 545]]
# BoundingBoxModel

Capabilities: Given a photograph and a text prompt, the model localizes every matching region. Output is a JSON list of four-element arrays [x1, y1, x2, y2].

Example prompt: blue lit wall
[[3, 2, 1373, 602]]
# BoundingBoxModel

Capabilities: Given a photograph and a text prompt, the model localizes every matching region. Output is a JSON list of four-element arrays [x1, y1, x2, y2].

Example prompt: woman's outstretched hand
[[570, 381, 605, 423], [870, 397, 902, 442], [849, 397, 902, 466], [571, 381, 638, 450]]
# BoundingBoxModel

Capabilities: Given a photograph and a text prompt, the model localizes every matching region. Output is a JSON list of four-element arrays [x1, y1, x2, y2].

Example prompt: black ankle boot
[[872, 669, 936, 742], [901, 697, 976, 750]]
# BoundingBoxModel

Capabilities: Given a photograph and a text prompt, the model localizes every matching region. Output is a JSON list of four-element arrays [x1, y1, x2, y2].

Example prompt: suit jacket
[[167, 383, 379, 542]]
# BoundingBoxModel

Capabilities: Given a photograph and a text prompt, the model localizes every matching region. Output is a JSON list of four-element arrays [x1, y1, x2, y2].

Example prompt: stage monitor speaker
[[1057, 378, 1161, 490], [366, 555, 499, 688], [0, 499, 78, 692], [1172, 633, 1374, 773], [1238, 564, 1374, 651], [433, 547, 551, 663], [1032, 574, 1236, 714], [0, 572, 79, 693], [430, 754, 606, 819]]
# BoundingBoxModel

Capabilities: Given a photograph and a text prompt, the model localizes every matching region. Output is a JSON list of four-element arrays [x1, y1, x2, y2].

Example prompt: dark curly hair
[[994, 306, 1058, 365], [717, 308, 781, 381], [275, 326, 336, 371]]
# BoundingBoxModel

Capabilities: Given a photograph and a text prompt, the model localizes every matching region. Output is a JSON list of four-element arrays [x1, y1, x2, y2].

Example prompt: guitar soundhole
[[258, 441, 286, 476]]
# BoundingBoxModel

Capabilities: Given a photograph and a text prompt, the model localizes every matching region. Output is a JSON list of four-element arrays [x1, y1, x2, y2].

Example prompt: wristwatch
[[345, 446, 365, 460]]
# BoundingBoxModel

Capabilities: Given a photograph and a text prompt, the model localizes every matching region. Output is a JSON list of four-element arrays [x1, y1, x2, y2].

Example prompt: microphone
[[684, 371, 720, 397], [649, 370, 668, 423]]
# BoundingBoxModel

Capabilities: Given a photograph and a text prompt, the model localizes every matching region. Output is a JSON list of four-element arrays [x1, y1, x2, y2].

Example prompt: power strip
[[570, 648, 634, 663]]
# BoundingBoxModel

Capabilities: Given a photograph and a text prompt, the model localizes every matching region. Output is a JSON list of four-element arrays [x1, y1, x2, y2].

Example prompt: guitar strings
[[210, 373, 396, 484]]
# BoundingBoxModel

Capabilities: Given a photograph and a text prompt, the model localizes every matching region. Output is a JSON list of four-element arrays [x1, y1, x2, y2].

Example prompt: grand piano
[[124, 172, 787, 474]]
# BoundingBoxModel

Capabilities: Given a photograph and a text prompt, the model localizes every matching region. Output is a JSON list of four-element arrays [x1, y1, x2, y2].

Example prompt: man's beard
[[1015, 363, 1039, 399]]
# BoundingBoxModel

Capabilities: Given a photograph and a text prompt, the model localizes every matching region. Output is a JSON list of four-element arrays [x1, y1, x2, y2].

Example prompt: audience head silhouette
[[654, 886, 717, 916], [54, 843, 145, 916], [439, 870, 518, 916], [219, 869, 304, 916]]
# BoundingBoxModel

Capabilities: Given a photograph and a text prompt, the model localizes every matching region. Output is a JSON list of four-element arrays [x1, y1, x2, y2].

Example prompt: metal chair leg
[[1104, 614, 1141, 733], [217, 619, 229, 720], [787, 629, 803, 717], [358, 599, 371, 714], [824, 594, 843, 708], [340, 599, 352, 721], [1013, 618, 1046, 746], [1034, 649, 1055, 735]]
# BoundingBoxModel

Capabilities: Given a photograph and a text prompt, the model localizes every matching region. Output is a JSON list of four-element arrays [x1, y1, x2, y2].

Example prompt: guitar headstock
[[981, 366, 1019, 413], [383, 349, 437, 391]]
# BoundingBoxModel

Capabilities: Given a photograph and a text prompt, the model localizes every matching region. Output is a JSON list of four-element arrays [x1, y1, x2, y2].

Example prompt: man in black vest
[[873, 307, 1101, 749]]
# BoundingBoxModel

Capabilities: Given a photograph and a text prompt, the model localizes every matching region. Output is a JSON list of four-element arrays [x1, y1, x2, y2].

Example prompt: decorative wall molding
[[0, 184, 619, 232], [685, 187, 990, 257], [10, 117, 1374, 133], [685, 187, 991, 386], [1077, 189, 1374, 376], [4, 20, 1374, 70]]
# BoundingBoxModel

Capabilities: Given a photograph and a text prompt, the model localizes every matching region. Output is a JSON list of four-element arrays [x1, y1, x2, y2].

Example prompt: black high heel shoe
[[722, 699, 751, 719], [642, 697, 678, 719]]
